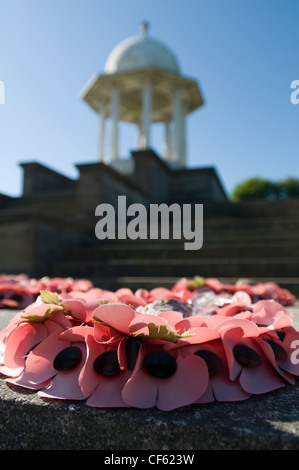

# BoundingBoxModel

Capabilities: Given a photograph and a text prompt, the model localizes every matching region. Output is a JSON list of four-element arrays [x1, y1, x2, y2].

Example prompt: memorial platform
[[0, 304, 298, 450]]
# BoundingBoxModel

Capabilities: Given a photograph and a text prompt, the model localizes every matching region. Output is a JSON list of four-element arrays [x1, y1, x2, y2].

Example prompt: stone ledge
[[0, 378, 298, 450], [0, 308, 299, 450]]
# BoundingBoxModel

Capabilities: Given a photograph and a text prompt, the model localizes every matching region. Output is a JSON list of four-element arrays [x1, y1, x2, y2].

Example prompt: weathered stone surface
[[0, 375, 298, 450], [0, 306, 298, 450]]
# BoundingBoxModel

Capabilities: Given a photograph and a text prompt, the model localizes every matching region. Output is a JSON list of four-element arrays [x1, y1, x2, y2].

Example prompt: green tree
[[277, 178, 299, 198], [231, 177, 278, 201], [232, 176, 299, 201]]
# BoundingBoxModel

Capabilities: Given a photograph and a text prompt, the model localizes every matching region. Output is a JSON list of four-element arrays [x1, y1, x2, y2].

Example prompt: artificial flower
[[122, 342, 209, 411], [219, 321, 285, 394]]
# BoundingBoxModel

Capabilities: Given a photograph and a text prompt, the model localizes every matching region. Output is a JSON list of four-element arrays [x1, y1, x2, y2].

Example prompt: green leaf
[[98, 300, 110, 305], [136, 322, 194, 343], [19, 307, 64, 324], [19, 291, 74, 324], [39, 290, 74, 316], [40, 291, 62, 306], [189, 275, 205, 290], [92, 317, 112, 328]]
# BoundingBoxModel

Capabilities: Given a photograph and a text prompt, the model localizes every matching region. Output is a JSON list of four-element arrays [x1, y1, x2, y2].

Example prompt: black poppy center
[[53, 346, 82, 371], [144, 351, 177, 379], [11, 294, 24, 302], [233, 343, 262, 368], [263, 338, 287, 360], [194, 349, 222, 376], [93, 350, 121, 376]]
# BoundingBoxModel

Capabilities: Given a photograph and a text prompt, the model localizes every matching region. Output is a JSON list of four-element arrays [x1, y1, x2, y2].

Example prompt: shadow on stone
[[0, 376, 299, 450]]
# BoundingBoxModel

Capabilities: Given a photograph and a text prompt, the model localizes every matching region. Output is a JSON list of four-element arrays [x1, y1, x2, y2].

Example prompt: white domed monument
[[80, 22, 204, 171], [0, 21, 228, 284]]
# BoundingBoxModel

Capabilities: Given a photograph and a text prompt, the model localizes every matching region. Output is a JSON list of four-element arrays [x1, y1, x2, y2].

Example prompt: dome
[[104, 22, 180, 75]]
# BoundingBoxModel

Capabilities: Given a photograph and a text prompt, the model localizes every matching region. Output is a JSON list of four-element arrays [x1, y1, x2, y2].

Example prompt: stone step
[[72, 214, 299, 260], [64, 226, 299, 256], [51, 207, 299, 296], [0, 375, 298, 450], [66, 241, 299, 261], [203, 218, 299, 231], [51, 256, 299, 280], [92, 212, 299, 232], [91, 218, 299, 236]]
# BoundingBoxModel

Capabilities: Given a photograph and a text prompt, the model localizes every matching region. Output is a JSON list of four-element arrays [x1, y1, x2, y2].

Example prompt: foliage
[[135, 322, 193, 343], [231, 177, 299, 201]]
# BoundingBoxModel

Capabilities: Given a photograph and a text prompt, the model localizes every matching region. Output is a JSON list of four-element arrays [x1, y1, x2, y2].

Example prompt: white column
[[109, 84, 119, 162], [137, 122, 142, 148], [172, 88, 186, 166], [163, 119, 171, 159], [140, 78, 152, 149], [98, 101, 106, 162], [181, 102, 187, 166]]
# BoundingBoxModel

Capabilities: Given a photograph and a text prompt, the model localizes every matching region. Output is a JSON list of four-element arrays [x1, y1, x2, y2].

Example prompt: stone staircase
[[50, 199, 299, 296]]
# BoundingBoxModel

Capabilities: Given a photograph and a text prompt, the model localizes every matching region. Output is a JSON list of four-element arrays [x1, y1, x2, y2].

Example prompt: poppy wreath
[[0, 274, 94, 310], [0, 282, 298, 411], [0, 274, 296, 310]]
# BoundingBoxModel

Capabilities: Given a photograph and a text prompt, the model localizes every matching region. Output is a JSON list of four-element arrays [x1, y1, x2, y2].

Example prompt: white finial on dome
[[139, 21, 149, 36]]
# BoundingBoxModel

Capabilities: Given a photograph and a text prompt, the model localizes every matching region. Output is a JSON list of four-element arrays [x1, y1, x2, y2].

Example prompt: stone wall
[[21, 162, 76, 196], [0, 211, 92, 277], [0, 215, 35, 274]]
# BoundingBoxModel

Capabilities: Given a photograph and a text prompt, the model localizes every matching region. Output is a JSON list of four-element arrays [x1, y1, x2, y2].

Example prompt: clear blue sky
[[0, 0, 298, 197]]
